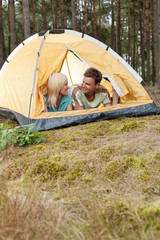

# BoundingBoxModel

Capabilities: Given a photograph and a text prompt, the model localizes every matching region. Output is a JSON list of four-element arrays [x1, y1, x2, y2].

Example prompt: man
[[70, 67, 118, 110]]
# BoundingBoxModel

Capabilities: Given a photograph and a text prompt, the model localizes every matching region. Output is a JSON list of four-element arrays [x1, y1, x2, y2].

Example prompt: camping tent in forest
[[0, 29, 159, 131]]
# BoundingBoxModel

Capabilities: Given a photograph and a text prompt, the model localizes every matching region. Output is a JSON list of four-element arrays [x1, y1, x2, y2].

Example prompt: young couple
[[43, 67, 118, 112]]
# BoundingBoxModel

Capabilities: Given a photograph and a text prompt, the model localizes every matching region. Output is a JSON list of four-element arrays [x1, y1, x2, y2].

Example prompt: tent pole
[[27, 30, 50, 125]]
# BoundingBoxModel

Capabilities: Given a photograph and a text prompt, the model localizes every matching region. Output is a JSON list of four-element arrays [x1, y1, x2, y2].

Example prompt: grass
[[0, 114, 160, 240]]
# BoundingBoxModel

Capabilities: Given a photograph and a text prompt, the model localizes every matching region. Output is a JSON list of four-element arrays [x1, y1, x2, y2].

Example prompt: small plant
[[0, 123, 46, 149]]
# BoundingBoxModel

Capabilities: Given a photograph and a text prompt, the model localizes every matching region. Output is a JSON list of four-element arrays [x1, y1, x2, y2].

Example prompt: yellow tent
[[0, 30, 159, 130]]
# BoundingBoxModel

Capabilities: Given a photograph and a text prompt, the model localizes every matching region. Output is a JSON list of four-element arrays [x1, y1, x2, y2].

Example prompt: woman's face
[[59, 79, 69, 96]]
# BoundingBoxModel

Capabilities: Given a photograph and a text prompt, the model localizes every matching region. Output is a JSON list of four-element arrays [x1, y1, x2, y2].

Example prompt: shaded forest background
[[0, 0, 160, 87]]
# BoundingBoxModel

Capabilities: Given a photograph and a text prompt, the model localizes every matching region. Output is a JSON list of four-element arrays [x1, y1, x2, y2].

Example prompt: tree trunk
[[32, 0, 37, 33], [42, 0, 47, 31], [22, 0, 30, 39], [151, 0, 156, 85], [0, 0, 6, 68], [111, 0, 116, 50], [117, 0, 121, 56], [55, 0, 58, 29], [92, 0, 97, 38], [76, 0, 81, 32], [132, 0, 136, 69], [64, 0, 67, 28], [158, 0, 160, 87], [71, 0, 76, 30], [138, 0, 145, 81], [145, 0, 150, 84], [128, 0, 131, 64], [60, 0, 65, 29], [7, 4, 10, 54], [84, 0, 87, 33], [8, 0, 17, 52], [154, 0, 160, 86], [90, 0, 94, 34], [50, 0, 54, 29], [98, 0, 101, 40]]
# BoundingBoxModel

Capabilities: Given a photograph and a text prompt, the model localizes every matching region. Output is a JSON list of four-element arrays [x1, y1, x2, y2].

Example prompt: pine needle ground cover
[[0, 113, 160, 240]]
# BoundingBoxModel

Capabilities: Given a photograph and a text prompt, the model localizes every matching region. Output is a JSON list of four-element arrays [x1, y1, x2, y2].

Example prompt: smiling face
[[59, 79, 69, 96], [81, 76, 99, 95]]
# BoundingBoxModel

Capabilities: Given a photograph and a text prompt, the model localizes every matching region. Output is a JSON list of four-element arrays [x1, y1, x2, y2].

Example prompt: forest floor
[[0, 86, 160, 240]]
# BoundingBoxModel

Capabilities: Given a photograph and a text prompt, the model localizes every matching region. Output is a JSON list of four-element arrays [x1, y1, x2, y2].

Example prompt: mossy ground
[[0, 114, 160, 240]]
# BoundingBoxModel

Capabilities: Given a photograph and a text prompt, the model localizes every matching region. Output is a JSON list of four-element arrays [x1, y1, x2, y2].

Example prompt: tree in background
[[116, 0, 121, 56], [92, 0, 97, 38], [145, 0, 150, 84], [54, 0, 58, 29], [60, 0, 65, 29], [132, 0, 136, 70], [71, 0, 76, 30], [32, 0, 37, 33], [128, 0, 131, 65], [42, 0, 47, 31], [23, 0, 30, 39], [151, 0, 156, 85], [111, 0, 116, 51], [0, 0, 6, 68], [8, 0, 17, 52], [154, 0, 160, 87], [83, 0, 87, 34], [158, 1, 160, 87], [138, 0, 145, 82], [98, 0, 102, 40]]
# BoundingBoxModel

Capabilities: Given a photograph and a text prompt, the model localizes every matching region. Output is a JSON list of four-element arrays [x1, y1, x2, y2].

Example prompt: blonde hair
[[47, 72, 67, 110]]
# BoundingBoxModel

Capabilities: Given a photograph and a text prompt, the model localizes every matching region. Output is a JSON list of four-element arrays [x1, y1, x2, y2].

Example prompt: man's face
[[81, 76, 99, 95]]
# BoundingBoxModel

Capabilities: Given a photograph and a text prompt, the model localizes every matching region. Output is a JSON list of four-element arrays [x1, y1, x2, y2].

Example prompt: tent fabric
[[0, 30, 159, 131]]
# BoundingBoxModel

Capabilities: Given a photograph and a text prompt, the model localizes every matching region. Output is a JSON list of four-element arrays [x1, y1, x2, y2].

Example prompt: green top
[[45, 93, 72, 112], [70, 84, 110, 109]]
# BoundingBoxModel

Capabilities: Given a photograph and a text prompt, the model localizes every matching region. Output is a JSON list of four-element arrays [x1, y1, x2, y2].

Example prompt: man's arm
[[104, 102, 112, 107], [73, 105, 84, 110], [112, 87, 118, 105], [102, 86, 118, 107]]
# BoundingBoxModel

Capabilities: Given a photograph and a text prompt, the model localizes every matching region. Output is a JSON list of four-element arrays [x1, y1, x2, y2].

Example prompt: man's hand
[[104, 102, 112, 107], [112, 87, 118, 105]]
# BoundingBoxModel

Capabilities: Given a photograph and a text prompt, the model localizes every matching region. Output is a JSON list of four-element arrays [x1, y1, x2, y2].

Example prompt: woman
[[43, 73, 73, 112]]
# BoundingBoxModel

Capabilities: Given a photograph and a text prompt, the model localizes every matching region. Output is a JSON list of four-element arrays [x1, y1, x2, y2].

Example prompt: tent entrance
[[60, 51, 88, 86]]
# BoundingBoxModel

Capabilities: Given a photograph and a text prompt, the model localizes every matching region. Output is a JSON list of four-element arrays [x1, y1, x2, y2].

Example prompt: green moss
[[95, 145, 123, 162], [25, 158, 66, 182], [54, 135, 91, 151], [154, 153, 160, 160], [105, 157, 134, 179], [117, 120, 145, 132], [81, 173, 94, 182], [65, 160, 87, 181], [78, 144, 97, 153], [138, 202, 160, 231], [30, 143, 50, 150], [103, 200, 138, 232]]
